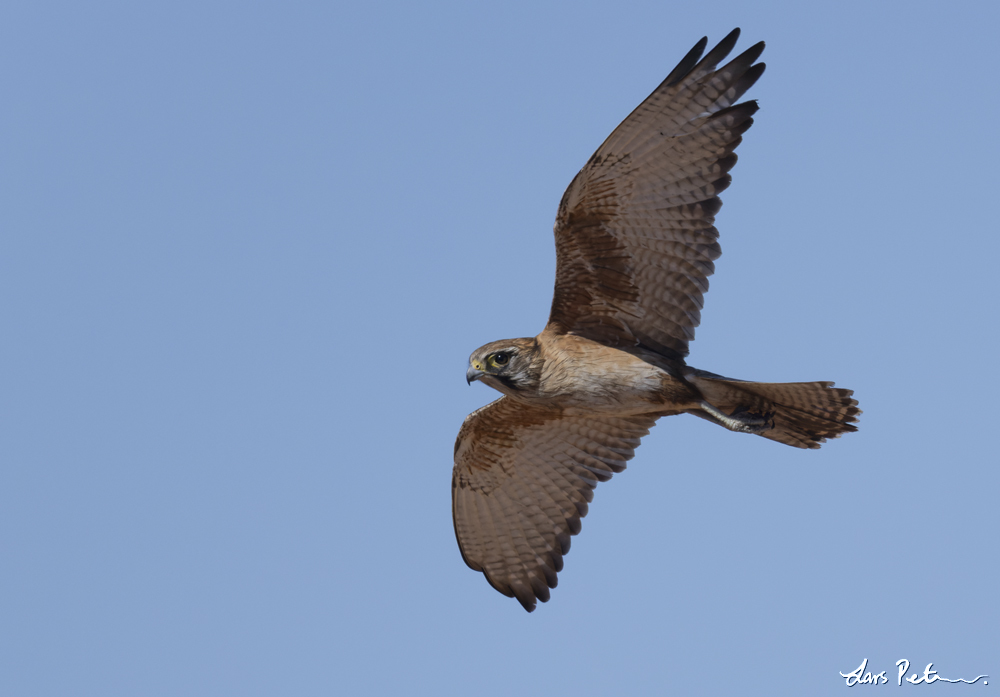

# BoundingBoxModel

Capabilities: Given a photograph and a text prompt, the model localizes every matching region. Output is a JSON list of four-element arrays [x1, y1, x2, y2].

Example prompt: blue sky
[[1, 1, 997, 695]]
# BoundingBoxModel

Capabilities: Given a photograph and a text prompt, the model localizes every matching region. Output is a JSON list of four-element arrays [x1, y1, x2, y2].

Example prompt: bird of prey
[[453, 29, 860, 612]]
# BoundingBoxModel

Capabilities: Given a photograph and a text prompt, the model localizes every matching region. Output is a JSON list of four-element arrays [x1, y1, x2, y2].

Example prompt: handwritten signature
[[840, 658, 988, 686]]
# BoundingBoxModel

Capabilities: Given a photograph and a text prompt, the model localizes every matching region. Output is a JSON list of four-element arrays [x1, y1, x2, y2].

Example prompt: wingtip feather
[[664, 36, 708, 86]]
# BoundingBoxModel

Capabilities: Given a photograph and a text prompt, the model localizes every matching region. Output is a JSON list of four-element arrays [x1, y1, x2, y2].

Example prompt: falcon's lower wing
[[452, 397, 658, 612]]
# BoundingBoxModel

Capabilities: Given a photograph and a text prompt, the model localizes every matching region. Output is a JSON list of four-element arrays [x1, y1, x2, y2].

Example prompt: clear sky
[[1, 1, 997, 695]]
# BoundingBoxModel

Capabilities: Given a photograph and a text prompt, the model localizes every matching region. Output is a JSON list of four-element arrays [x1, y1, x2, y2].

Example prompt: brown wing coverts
[[548, 29, 765, 364], [452, 397, 656, 612]]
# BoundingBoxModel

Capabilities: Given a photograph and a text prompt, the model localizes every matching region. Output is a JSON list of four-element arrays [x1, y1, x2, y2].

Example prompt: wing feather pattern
[[452, 398, 657, 612], [547, 28, 765, 365]]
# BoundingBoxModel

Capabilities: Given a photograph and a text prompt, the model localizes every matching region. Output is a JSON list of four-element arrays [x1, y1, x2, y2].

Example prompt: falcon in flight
[[453, 29, 860, 612]]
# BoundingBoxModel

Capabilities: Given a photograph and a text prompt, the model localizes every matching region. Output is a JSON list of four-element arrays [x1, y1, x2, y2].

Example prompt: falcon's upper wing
[[452, 397, 657, 612], [547, 29, 765, 365]]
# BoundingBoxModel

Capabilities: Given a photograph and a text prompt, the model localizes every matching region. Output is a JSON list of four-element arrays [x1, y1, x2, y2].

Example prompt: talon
[[699, 402, 774, 434]]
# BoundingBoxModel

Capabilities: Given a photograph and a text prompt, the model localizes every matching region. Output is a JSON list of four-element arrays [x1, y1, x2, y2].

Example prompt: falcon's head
[[466, 338, 540, 396]]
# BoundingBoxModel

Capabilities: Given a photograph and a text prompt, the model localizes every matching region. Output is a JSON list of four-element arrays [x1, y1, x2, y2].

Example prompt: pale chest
[[534, 335, 676, 413]]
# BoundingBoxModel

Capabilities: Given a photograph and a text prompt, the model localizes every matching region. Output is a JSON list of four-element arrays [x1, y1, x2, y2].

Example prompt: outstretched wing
[[452, 397, 657, 612], [547, 29, 765, 365]]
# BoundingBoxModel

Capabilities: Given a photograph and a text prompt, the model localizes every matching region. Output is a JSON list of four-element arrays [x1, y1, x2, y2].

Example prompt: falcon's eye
[[490, 352, 510, 367]]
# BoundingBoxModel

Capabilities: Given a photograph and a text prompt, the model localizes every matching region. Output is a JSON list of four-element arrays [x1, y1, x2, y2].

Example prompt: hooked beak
[[466, 365, 484, 385]]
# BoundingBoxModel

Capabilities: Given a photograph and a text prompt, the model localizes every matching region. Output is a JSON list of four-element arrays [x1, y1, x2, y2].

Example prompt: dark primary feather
[[547, 29, 766, 367]]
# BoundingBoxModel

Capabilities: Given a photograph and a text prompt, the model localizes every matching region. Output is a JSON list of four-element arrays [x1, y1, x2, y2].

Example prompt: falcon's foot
[[699, 401, 774, 434]]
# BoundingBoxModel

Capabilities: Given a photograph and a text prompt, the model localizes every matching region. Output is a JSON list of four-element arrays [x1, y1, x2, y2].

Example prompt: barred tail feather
[[685, 369, 861, 449]]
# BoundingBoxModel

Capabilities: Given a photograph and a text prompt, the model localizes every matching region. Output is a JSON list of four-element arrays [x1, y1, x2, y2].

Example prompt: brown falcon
[[453, 29, 860, 612]]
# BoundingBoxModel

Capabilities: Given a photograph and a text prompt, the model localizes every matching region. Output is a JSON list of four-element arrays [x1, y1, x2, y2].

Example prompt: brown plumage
[[454, 29, 860, 613]]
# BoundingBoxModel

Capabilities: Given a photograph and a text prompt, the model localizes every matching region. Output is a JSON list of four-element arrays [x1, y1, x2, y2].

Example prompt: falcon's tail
[[684, 368, 860, 449]]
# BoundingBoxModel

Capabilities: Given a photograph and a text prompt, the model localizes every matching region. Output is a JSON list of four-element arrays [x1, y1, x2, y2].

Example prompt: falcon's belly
[[534, 331, 699, 415]]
